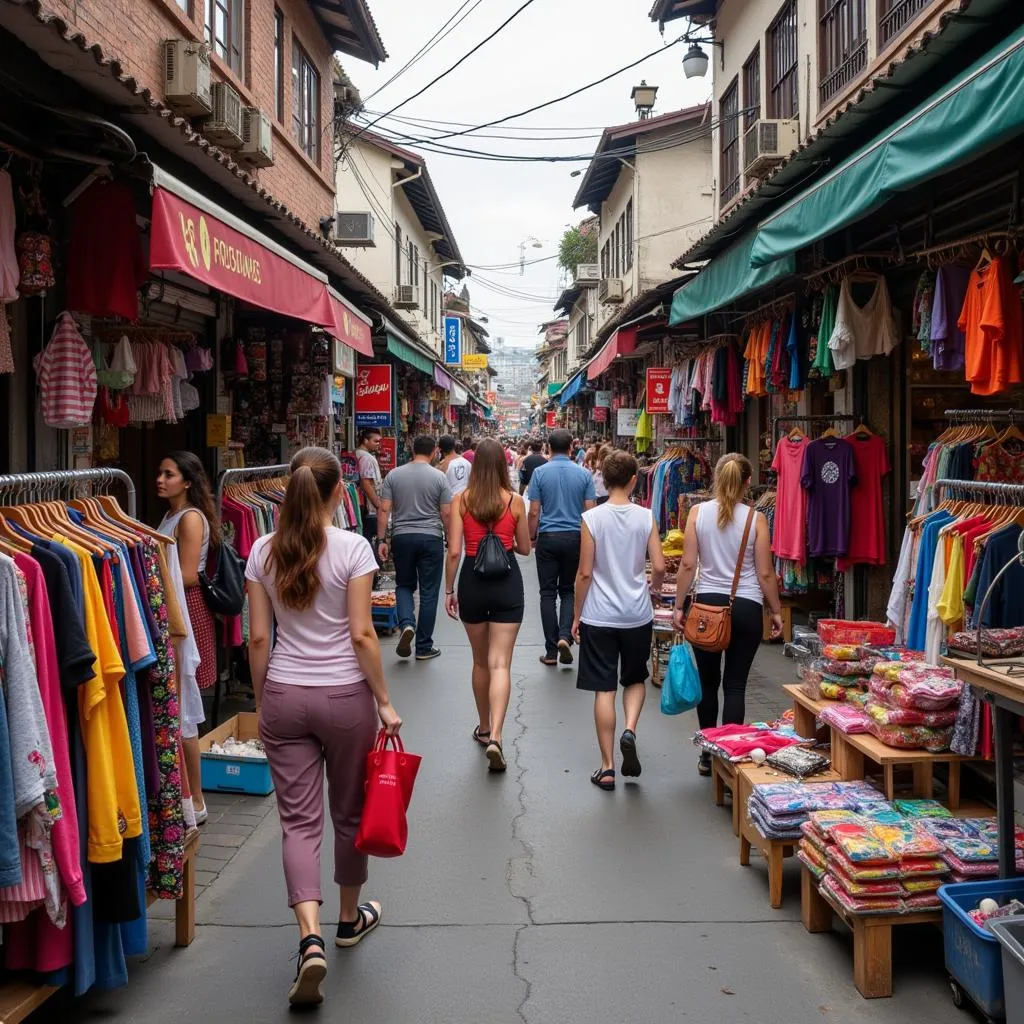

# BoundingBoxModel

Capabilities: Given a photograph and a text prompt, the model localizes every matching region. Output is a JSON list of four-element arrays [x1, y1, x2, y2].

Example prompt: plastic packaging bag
[[660, 641, 702, 715]]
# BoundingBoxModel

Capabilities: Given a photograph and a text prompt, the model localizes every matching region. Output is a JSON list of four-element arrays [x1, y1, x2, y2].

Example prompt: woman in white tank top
[[672, 454, 784, 776]]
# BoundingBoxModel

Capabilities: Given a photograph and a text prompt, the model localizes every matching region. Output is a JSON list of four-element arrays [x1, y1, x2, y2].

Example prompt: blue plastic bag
[[660, 641, 702, 715]]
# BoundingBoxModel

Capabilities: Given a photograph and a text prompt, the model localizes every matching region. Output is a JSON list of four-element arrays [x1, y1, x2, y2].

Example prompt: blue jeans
[[392, 533, 444, 654]]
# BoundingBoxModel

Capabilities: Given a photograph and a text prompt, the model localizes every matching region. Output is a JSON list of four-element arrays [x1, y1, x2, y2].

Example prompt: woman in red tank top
[[444, 439, 532, 774]]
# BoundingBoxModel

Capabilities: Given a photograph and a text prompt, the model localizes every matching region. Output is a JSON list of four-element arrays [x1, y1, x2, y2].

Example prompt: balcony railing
[[819, 37, 867, 104], [879, 0, 932, 47]]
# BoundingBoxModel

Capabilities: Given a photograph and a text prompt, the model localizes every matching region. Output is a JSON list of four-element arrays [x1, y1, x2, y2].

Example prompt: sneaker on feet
[[396, 626, 415, 658], [415, 648, 441, 661], [194, 805, 208, 825], [557, 639, 574, 665]]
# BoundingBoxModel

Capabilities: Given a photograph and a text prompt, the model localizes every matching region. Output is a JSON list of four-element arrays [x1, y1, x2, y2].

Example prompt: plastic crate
[[816, 619, 896, 646], [199, 712, 273, 796], [938, 878, 1024, 1019], [990, 919, 1024, 1024]]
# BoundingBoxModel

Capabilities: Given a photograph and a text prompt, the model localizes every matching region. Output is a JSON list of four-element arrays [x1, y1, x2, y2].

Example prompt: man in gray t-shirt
[[377, 435, 452, 660]]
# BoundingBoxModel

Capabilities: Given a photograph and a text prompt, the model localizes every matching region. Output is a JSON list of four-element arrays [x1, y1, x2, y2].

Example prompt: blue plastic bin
[[938, 878, 1024, 1019], [200, 712, 274, 796]]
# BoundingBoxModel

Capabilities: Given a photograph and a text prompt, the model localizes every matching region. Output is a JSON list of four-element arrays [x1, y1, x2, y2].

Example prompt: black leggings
[[690, 594, 763, 729]]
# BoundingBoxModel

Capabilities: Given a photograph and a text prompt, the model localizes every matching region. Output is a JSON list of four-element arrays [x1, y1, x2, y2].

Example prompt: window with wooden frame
[[819, 0, 867, 105], [720, 77, 740, 207], [291, 38, 320, 163], [742, 48, 761, 131], [205, 0, 244, 75], [601, 239, 610, 278], [273, 8, 284, 122], [767, 0, 799, 120], [613, 221, 622, 277], [625, 198, 634, 272]]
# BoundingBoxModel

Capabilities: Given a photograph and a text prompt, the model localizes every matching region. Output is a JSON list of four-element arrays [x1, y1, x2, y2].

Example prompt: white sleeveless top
[[159, 506, 210, 572], [694, 500, 762, 605]]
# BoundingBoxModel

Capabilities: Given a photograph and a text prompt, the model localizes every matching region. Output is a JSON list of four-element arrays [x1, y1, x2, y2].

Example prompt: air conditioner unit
[[394, 284, 419, 309], [334, 212, 376, 247], [599, 278, 624, 304], [744, 118, 799, 177], [205, 82, 244, 148], [163, 39, 211, 116], [240, 107, 274, 167], [574, 263, 600, 286]]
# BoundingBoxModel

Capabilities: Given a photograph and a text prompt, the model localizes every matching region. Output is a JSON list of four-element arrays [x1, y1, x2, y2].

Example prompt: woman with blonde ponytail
[[672, 453, 784, 776], [245, 447, 402, 1007]]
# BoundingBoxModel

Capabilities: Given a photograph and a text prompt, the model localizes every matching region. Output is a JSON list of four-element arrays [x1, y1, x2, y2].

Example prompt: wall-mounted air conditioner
[[743, 118, 799, 177], [240, 107, 274, 167], [599, 278, 624, 304], [205, 81, 243, 149], [163, 40, 211, 116], [394, 284, 419, 308], [575, 263, 600, 286], [334, 212, 376, 247]]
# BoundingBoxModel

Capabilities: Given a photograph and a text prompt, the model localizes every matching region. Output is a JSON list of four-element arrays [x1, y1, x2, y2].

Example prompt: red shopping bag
[[355, 730, 421, 858]]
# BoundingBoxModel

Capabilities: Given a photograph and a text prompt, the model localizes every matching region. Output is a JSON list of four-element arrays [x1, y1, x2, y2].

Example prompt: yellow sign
[[206, 413, 232, 448], [462, 354, 488, 370]]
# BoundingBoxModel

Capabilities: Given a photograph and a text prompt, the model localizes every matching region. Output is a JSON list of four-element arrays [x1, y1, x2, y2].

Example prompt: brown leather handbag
[[683, 504, 755, 653]]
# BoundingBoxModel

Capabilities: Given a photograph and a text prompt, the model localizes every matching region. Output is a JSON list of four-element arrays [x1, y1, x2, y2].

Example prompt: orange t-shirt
[[961, 257, 1024, 396]]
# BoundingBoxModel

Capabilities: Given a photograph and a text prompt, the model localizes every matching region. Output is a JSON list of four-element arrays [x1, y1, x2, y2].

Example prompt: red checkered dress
[[185, 584, 217, 689]]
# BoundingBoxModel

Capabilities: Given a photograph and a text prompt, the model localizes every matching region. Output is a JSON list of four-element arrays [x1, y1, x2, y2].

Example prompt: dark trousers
[[536, 531, 581, 656], [363, 513, 380, 565], [691, 594, 763, 729], [392, 533, 444, 654]]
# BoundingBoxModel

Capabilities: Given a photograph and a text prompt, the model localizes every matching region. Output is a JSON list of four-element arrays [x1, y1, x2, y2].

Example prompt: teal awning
[[669, 228, 794, 324], [386, 334, 433, 375], [751, 25, 1024, 268]]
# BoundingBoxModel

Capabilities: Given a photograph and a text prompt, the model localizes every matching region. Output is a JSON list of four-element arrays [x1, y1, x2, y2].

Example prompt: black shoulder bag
[[473, 496, 514, 581], [199, 541, 246, 616]]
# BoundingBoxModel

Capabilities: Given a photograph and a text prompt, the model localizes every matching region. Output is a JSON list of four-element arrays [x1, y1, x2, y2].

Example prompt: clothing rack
[[943, 408, 1023, 423], [0, 467, 136, 517], [663, 436, 723, 445], [771, 414, 858, 443], [215, 464, 290, 515], [932, 479, 1024, 503]]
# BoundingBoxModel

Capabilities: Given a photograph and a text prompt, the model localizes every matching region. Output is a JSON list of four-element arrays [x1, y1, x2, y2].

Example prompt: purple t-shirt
[[930, 264, 970, 371], [800, 438, 857, 558]]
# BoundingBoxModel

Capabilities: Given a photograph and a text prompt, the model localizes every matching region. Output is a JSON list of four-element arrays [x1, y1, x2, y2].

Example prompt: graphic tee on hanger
[[771, 435, 810, 563], [801, 437, 857, 558], [838, 433, 890, 569]]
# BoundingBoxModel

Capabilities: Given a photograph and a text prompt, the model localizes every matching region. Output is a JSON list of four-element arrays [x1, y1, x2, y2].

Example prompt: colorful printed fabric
[[866, 719, 953, 752], [822, 643, 861, 661], [818, 703, 873, 734], [891, 799, 954, 820], [821, 874, 902, 915], [830, 862, 905, 897], [816, 657, 878, 677], [752, 782, 880, 816], [820, 680, 849, 701], [947, 626, 1024, 657], [893, 671, 962, 710], [830, 820, 946, 863], [765, 746, 831, 778], [865, 701, 957, 728], [692, 723, 810, 761], [846, 689, 871, 709], [826, 846, 900, 881], [797, 849, 827, 882]]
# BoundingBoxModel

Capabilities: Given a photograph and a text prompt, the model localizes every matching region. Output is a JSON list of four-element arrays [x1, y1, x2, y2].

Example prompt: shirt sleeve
[[439, 476, 452, 504], [800, 447, 813, 491], [380, 474, 393, 502], [244, 538, 265, 584], [528, 471, 541, 503], [584, 473, 596, 501], [349, 536, 379, 580]]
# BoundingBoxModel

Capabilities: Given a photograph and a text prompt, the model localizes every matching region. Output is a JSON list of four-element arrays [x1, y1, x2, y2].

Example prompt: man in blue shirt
[[528, 429, 596, 665]]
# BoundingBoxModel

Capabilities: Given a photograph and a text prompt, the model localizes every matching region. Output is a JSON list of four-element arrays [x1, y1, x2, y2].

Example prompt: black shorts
[[457, 553, 525, 624], [576, 621, 653, 692]]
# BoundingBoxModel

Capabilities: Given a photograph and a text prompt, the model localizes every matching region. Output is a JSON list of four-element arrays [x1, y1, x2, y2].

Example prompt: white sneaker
[[396, 626, 415, 658]]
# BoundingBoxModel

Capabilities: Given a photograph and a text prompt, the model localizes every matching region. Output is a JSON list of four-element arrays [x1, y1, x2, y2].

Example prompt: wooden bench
[[784, 683, 831, 744], [0, 828, 200, 1024], [736, 763, 843, 908], [710, 756, 740, 834], [800, 864, 942, 999]]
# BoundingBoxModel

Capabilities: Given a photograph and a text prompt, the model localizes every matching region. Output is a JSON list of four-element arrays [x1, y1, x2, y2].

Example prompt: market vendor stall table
[[649, 618, 675, 689], [800, 864, 942, 999], [784, 683, 831, 743], [710, 756, 739, 834], [942, 655, 1024, 878]]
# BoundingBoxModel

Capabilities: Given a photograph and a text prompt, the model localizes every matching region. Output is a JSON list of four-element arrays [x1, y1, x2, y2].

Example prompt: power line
[[363, 109, 622, 132]]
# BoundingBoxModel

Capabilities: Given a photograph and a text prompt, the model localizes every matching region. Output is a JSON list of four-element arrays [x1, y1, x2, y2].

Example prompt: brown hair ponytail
[[714, 453, 752, 529], [265, 446, 340, 610]]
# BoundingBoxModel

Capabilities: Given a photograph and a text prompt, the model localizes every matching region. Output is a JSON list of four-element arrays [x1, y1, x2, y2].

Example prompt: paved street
[[44, 555, 956, 1024]]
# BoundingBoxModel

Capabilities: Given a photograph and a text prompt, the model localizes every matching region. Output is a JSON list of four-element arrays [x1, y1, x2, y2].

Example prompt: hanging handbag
[[199, 540, 246, 616], [355, 730, 422, 858], [472, 496, 513, 580], [683, 504, 755, 653]]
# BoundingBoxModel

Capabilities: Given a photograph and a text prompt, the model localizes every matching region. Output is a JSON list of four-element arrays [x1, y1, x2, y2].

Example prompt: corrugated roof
[[672, 0, 1011, 267], [572, 103, 712, 214]]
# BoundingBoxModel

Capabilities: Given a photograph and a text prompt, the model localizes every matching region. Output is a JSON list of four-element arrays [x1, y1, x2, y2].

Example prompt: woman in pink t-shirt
[[246, 447, 402, 1008]]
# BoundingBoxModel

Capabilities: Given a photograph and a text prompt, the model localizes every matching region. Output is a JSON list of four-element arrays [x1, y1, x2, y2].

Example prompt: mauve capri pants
[[259, 680, 378, 907]]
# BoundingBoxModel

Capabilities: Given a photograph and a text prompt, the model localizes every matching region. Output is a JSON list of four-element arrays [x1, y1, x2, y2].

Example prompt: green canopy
[[669, 228, 794, 324], [751, 25, 1024, 268], [386, 333, 433, 375]]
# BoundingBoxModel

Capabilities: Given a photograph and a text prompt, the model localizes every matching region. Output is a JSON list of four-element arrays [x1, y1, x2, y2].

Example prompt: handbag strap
[[728, 505, 756, 605]]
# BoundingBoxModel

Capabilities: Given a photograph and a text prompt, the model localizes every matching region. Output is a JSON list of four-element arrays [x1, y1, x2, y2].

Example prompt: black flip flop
[[591, 768, 615, 791], [619, 730, 642, 778], [472, 726, 491, 747]]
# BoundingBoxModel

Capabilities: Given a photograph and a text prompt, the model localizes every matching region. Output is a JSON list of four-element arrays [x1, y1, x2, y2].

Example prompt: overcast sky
[[349, 0, 711, 349]]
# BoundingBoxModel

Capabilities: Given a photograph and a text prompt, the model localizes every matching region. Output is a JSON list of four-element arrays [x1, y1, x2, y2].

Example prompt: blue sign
[[444, 316, 462, 365], [355, 412, 392, 427]]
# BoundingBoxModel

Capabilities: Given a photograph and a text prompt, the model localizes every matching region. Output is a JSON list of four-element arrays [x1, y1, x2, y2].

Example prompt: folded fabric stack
[[692, 723, 813, 763], [863, 662, 960, 752], [748, 781, 881, 841], [818, 702, 872, 734], [802, 806, 950, 914], [919, 817, 1024, 880], [947, 626, 1024, 658], [804, 644, 882, 702], [765, 745, 831, 779]]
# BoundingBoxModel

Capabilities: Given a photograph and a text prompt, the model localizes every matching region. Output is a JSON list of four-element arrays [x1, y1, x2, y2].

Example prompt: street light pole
[[519, 236, 543, 276]]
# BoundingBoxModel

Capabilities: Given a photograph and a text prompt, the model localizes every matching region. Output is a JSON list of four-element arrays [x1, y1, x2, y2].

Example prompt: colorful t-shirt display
[[838, 432, 890, 569], [801, 437, 857, 558], [771, 436, 810, 563]]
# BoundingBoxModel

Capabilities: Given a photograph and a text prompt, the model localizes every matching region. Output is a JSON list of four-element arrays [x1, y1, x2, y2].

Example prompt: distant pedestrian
[[518, 438, 547, 496], [572, 451, 664, 790], [246, 447, 401, 1007], [575, 438, 587, 465], [436, 435, 458, 475], [356, 428, 383, 550], [671, 453, 784, 776], [444, 438, 531, 772], [445, 441, 473, 497], [462, 435, 477, 464], [377, 435, 452, 661], [528, 428, 596, 666], [592, 444, 612, 506]]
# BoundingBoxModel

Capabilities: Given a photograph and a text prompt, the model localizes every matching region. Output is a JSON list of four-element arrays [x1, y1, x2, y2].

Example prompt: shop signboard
[[545, 410, 557, 428], [594, 390, 612, 408], [592, 406, 608, 423], [332, 338, 356, 378], [444, 316, 462, 365], [377, 437, 397, 474], [616, 408, 639, 436], [462, 353, 488, 370], [206, 413, 232, 447], [646, 367, 673, 414], [355, 364, 393, 427]]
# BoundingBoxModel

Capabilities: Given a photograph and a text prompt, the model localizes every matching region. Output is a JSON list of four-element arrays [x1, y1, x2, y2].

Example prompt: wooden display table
[[0, 828, 200, 1024], [800, 865, 942, 998], [649, 620, 675, 689], [784, 683, 831, 743], [736, 763, 843, 909], [710, 756, 740, 835]]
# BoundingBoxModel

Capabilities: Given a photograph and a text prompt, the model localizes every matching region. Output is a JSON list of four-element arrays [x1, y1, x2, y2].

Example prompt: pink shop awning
[[586, 326, 638, 380]]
